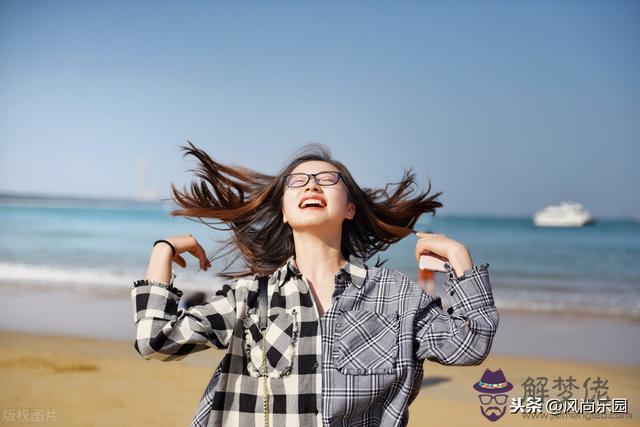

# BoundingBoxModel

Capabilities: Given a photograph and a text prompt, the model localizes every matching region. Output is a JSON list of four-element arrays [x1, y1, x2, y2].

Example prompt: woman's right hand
[[163, 233, 212, 271]]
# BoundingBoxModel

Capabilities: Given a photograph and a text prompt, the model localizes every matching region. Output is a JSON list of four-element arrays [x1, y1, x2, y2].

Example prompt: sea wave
[[0, 262, 224, 292], [2, 262, 639, 320]]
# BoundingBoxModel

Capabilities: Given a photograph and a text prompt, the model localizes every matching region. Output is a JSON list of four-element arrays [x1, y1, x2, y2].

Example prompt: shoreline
[[2, 279, 639, 321], [2, 263, 639, 321], [496, 306, 640, 322], [1, 283, 639, 365]]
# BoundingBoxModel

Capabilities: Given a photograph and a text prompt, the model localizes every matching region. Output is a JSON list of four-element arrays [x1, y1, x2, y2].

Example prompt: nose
[[304, 175, 323, 191]]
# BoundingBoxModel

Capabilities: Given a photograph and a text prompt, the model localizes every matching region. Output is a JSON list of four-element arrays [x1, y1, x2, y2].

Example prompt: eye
[[316, 172, 339, 185], [285, 174, 308, 187]]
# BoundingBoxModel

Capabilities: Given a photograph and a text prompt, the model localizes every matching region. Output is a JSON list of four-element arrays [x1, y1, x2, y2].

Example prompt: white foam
[[0, 262, 224, 292]]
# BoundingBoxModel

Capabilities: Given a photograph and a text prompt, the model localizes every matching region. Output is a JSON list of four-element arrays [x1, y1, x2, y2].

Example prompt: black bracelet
[[153, 239, 176, 258]]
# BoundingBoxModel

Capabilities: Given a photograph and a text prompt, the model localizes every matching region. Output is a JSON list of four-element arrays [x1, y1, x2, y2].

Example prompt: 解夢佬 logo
[[473, 368, 513, 422]]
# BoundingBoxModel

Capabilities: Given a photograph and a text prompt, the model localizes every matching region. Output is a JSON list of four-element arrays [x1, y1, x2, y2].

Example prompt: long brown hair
[[168, 141, 443, 280]]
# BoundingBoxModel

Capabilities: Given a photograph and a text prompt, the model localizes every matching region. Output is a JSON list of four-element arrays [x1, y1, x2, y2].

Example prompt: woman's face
[[281, 160, 355, 232]]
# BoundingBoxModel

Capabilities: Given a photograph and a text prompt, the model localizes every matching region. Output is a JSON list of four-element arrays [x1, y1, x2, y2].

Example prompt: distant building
[[134, 157, 159, 201]]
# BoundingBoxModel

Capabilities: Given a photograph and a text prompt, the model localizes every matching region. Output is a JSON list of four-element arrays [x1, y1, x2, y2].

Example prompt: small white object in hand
[[419, 254, 448, 272]]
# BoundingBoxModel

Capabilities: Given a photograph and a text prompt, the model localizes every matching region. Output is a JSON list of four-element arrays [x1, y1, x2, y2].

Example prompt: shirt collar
[[274, 253, 369, 289]]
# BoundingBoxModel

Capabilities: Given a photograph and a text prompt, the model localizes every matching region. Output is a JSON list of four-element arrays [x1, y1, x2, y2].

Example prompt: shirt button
[[313, 361, 319, 369], [449, 290, 455, 296], [447, 307, 454, 315]]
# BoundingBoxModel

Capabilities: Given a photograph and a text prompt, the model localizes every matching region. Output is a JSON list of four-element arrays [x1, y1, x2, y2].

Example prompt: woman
[[131, 142, 499, 427]]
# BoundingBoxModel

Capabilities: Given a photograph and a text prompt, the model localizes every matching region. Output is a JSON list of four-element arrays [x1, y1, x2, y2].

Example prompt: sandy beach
[[1, 282, 639, 426], [1, 284, 639, 427], [0, 328, 638, 426]]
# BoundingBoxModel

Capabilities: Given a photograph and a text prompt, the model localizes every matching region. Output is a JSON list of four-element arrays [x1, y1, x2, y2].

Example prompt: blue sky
[[1, 0, 638, 218]]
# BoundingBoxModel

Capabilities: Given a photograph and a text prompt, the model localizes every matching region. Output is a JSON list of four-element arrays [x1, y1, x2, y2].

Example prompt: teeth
[[300, 199, 326, 208]]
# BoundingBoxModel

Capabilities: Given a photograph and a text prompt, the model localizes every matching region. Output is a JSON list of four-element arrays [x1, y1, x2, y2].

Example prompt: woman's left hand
[[414, 232, 473, 278]]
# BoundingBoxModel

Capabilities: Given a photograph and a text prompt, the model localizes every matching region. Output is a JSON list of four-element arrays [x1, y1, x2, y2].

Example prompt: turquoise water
[[1, 196, 639, 317]]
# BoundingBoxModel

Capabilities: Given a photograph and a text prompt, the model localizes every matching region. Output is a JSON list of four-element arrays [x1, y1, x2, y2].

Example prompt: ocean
[[1, 195, 639, 319]]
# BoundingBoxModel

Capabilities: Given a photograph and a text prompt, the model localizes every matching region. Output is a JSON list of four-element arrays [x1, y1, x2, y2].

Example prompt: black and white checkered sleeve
[[130, 274, 237, 361], [414, 263, 499, 366]]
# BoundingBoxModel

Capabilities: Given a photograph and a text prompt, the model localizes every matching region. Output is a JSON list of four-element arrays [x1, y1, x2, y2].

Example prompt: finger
[[416, 237, 446, 261], [415, 240, 432, 261], [189, 242, 208, 268], [197, 246, 209, 269], [174, 254, 187, 268], [420, 251, 448, 262], [415, 233, 437, 241], [415, 235, 433, 260], [417, 243, 450, 262]]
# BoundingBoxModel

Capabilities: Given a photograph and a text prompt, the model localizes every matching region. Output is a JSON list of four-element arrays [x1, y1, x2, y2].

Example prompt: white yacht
[[533, 201, 596, 227]]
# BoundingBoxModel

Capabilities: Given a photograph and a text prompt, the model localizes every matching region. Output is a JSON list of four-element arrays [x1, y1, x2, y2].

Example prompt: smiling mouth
[[299, 199, 327, 209]]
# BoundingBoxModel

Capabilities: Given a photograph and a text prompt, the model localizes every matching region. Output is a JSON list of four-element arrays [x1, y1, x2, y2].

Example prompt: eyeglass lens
[[478, 394, 508, 404], [286, 172, 339, 188]]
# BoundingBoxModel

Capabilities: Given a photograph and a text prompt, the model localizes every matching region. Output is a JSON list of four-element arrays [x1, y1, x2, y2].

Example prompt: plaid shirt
[[131, 253, 498, 426]]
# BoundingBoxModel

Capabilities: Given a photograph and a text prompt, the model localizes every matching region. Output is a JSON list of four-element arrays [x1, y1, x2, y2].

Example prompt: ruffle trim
[[445, 262, 490, 282], [131, 271, 182, 297]]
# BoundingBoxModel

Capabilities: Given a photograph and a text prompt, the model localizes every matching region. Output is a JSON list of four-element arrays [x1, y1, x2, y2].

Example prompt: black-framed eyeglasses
[[283, 171, 344, 188], [478, 394, 508, 405]]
